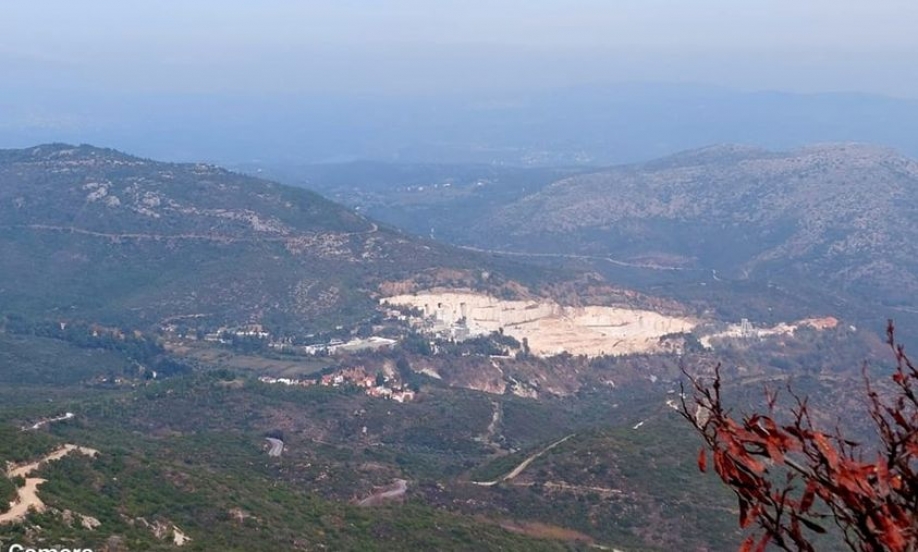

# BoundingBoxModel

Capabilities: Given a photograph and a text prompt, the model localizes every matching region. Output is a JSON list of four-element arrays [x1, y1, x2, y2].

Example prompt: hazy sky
[[4, 0, 918, 97]]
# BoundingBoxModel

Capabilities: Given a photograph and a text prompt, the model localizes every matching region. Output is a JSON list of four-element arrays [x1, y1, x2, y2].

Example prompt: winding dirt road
[[265, 437, 284, 457], [0, 444, 99, 525], [472, 434, 575, 486], [458, 245, 706, 273], [356, 479, 408, 507]]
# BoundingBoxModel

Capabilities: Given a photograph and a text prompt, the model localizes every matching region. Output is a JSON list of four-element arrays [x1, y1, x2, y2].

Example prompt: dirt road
[[0, 444, 99, 525], [265, 437, 284, 457], [356, 479, 408, 507], [472, 434, 574, 486]]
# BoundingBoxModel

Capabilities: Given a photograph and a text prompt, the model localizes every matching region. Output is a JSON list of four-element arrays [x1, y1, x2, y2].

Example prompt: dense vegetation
[[0, 334, 749, 550], [1, 142, 904, 550], [459, 416, 741, 550], [0, 144, 560, 335], [3, 443, 570, 551]]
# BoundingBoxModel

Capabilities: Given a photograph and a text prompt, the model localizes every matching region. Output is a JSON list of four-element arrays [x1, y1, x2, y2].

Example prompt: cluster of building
[[258, 365, 415, 403], [161, 320, 400, 356], [383, 303, 480, 342], [201, 324, 271, 343], [260, 334, 398, 355], [698, 316, 841, 349], [257, 376, 315, 387], [300, 336, 398, 355]]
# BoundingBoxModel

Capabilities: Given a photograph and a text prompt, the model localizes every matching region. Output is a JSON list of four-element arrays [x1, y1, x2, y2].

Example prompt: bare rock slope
[[384, 290, 695, 357]]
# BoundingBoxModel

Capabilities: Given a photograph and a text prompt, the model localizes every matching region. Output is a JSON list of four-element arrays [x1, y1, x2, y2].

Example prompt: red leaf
[[800, 480, 817, 512], [740, 454, 767, 475], [813, 433, 839, 467], [697, 448, 708, 473], [891, 409, 909, 428], [739, 535, 755, 552], [739, 498, 752, 528], [879, 515, 907, 550], [764, 439, 784, 463], [875, 460, 891, 496]]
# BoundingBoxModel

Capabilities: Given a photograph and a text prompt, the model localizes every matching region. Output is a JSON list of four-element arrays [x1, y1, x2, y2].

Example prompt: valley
[[8, 3, 918, 550], [288, 143, 918, 344], [0, 143, 900, 551]]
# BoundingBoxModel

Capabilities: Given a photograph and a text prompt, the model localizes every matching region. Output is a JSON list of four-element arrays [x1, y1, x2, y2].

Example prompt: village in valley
[[258, 365, 417, 403], [75, 295, 845, 409], [158, 319, 419, 403]]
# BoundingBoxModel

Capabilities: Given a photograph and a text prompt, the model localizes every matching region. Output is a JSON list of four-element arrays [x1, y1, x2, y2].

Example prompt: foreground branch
[[681, 321, 917, 552]]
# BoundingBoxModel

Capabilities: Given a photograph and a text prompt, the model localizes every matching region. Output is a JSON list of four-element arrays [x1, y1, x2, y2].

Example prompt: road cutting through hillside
[[0, 444, 99, 525], [265, 437, 285, 457], [472, 434, 575, 486], [15, 222, 377, 243], [22, 412, 75, 431], [457, 245, 707, 272], [356, 479, 408, 506], [476, 401, 503, 447]]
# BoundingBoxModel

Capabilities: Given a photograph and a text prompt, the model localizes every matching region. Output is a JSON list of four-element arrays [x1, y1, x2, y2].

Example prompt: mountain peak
[[0, 144, 548, 333], [0, 143, 148, 167]]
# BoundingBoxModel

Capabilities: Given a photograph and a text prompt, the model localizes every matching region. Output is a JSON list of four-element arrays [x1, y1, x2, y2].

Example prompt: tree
[[681, 321, 917, 552]]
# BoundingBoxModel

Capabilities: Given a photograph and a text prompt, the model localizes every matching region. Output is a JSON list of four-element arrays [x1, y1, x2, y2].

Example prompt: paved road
[[265, 438, 284, 457], [357, 479, 408, 507], [23, 412, 74, 431]]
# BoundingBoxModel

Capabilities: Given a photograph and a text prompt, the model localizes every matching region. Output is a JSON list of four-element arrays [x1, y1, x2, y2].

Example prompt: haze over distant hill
[[484, 144, 918, 303], [285, 143, 918, 342], [4, 84, 918, 166]]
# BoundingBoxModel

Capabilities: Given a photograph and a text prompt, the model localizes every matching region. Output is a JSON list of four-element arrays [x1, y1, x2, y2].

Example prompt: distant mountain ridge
[[282, 143, 918, 333], [0, 144, 552, 332], [5, 84, 918, 166], [482, 143, 918, 305]]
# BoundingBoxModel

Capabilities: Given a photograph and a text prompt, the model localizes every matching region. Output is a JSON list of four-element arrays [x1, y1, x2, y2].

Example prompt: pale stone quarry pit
[[382, 290, 697, 357]]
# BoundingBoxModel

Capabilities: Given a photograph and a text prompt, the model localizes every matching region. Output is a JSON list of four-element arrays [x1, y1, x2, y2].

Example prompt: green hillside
[[0, 144, 553, 334]]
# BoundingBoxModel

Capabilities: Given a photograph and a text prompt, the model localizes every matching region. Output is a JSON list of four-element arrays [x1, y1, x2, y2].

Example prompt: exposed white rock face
[[382, 290, 696, 357], [84, 181, 110, 202]]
